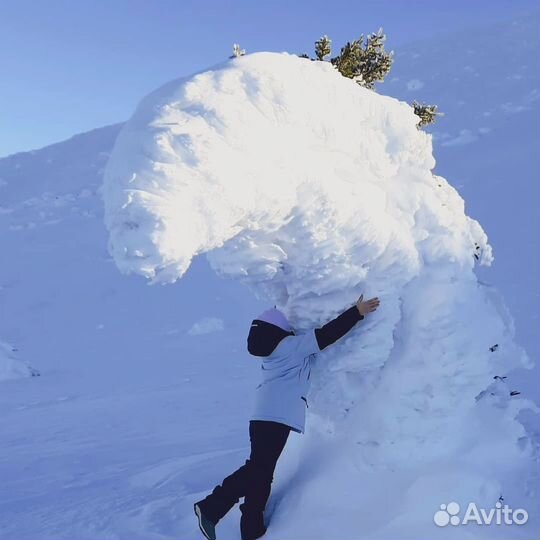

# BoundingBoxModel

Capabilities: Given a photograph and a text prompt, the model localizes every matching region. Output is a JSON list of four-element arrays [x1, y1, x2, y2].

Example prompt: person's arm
[[314, 295, 380, 351], [314, 306, 363, 350]]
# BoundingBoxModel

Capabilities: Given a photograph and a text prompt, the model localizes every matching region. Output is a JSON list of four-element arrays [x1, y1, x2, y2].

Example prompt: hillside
[[0, 14, 538, 540]]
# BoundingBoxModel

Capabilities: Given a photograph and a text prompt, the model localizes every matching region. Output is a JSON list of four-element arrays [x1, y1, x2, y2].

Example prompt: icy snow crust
[[104, 52, 532, 536]]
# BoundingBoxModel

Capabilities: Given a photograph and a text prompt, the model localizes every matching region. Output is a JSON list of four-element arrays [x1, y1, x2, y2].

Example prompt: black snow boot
[[194, 503, 217, 540]]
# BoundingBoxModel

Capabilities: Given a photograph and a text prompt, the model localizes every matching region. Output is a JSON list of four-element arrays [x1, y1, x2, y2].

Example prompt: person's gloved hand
[[356, 294, 380, 316]]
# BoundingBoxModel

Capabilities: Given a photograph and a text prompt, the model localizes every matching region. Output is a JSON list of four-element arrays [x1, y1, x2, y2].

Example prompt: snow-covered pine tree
[[412, 101, 443, 128], [330, 28, 393, 89], [330, 39, 362, 78], [298, 30, 441, 129], [315, 35, 332, 61], [105, 50, 536, 538], [230, 43, 246, 58]]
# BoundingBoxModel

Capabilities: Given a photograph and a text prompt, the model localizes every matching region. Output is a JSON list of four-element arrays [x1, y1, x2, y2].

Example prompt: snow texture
[[188, 317, 224, 336], [0, 340, 39, 381], [103, 51, 536, 538]]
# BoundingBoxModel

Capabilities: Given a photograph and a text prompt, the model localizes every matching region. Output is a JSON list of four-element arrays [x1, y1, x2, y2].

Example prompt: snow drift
[[103, 52, 534, 538], [0, 340, 39, 381]]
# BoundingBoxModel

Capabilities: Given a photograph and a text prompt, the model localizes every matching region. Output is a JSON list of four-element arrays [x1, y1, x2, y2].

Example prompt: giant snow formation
[[104, 52, 534, 538]]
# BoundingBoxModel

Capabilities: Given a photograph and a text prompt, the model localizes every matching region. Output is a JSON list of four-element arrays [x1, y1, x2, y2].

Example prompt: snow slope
[[0, 123, 269, 539], [1, 14, 538, 540]]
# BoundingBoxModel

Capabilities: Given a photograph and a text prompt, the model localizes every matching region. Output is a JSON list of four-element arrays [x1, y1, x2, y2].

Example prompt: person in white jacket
[[195, 294, 380, 540]]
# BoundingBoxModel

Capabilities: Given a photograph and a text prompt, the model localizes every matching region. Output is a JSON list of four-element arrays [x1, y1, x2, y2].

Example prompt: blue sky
[[0, 0, 537, 157]]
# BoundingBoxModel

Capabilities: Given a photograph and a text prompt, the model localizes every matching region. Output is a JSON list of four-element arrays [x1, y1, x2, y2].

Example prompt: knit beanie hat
[[256, 307, 291, 332]]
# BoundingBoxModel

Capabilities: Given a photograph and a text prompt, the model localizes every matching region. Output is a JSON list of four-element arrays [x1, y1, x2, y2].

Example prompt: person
[[194, 294, 380, 540]]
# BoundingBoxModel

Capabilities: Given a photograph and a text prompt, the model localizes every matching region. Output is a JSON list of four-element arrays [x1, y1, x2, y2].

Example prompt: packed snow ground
[[1, 14, 539, 540]]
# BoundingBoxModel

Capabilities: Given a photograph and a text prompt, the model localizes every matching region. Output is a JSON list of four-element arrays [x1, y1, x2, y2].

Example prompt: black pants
[[196, 420, 291, 540]]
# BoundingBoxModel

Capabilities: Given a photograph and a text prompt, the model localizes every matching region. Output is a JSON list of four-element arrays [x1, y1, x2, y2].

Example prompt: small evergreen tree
[[315, 35, 332, 61], [330, 28, 393, 89], [230, 43, 246, 58], [298, 31, 441, 128], [302, 29, 393, 90], [412, 101, 443, 129], [330, 40, 363, 78]]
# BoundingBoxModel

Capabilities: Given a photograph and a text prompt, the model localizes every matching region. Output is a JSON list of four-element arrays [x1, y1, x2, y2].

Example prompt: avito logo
[[434, 501, 528, 527]]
